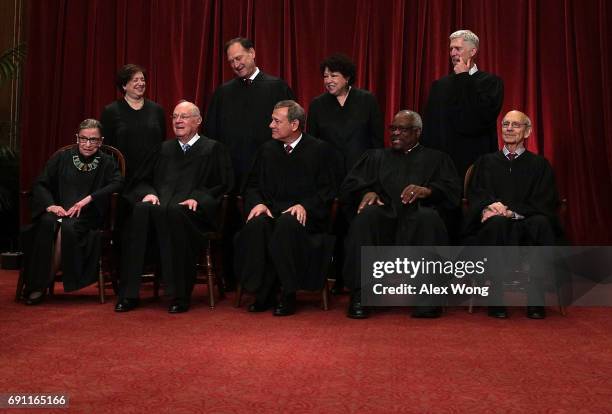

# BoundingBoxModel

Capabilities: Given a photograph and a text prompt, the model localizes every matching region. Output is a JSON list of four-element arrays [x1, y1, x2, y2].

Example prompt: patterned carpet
[[1, 269, 611, 413]]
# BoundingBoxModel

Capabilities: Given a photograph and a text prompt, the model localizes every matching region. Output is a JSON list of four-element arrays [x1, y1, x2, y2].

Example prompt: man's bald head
[[501, 110, 532, 147], [172, 100, 202, 142]]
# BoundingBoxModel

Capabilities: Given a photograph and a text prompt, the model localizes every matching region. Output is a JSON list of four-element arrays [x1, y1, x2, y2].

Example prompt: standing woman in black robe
[[307, 53, 384, 292], [100, 64, 166, 184], [20, 119, 123, 305]]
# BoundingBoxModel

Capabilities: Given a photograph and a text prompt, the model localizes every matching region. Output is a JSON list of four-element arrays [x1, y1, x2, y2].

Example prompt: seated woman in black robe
[[20, 119, 123, 305]]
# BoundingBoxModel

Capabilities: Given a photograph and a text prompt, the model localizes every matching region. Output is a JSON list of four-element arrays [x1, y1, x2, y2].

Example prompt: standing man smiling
[[204, 37, 295, 290]]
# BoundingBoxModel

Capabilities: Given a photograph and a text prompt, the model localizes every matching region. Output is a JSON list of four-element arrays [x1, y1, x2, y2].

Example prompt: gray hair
[[397, 110, 423, 129], [449, 29, 479, 48], [78, 118, 103, 132], [176, 100, 201, 117], [274, 100, 306, 131]]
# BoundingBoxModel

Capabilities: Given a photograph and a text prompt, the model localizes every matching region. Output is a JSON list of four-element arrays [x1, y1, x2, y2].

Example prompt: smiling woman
[[100, 64, 166, 184]]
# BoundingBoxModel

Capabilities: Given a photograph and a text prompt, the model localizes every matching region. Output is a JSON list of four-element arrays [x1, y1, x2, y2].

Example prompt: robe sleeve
[[203, 88, 222, 142], [424, 152, 462, 210], [100, 104, 118, 149], [368, 94, 385, 149], [30, 151, 63, 219], [190, 142, 234, 208], [506, 158, 559, 219], [339, 150, 383, 214], [306, 99, 321, 139], [297, 142, 338, 222], [242, 148, 269, 213], [90, 155, 124, 216], [124, 149, 159, 205], [451, 72, 504, 139]]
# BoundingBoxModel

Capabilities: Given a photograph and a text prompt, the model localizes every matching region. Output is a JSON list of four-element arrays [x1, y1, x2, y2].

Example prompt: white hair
[[449, 29, 479, 48]]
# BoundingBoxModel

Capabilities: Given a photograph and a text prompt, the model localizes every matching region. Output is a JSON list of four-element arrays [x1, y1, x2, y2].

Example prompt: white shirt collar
[[502, 144, 525, 158], [248, 67, 260, 81], [469, 64, 479, 75], [180, 133, 200, 148], [285, 133, 303, 150]]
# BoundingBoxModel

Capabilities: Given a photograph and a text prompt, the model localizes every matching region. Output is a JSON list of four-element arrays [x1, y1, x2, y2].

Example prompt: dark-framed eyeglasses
[[388, 125, 418, 134], [501, 121, 529, 129], [172, 113, 197, 121], [76, 135, 102, 144]]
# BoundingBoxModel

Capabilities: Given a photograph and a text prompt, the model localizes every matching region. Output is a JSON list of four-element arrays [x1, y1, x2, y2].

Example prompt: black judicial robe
[[236, 134, 337, 291], [307, 87, 384, 178], [100, 99, 166, 183], [464, 150, 561, 239], [120, 137, 233, 299], [21, 148, 123, 292], [203, 71, 295, 183], [422, 71, 504, 179], [126, 137, 234, 227], [341, 146, 461, 221], [340, 146, 461, 291]]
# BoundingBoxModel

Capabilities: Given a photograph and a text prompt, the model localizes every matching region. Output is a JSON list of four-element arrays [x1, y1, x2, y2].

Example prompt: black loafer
[[488, 306, 508, 319], [114, 298, 139, 312], [168, 302, 190, 314], [527, 306, 546, 319], [347, 297, 369, 319], [412, 306, 442, 318], [273, 293, 296, 316]]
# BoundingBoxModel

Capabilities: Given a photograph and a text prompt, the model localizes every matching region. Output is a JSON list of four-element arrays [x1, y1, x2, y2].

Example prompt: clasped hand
[[48, 195, 93, 218]]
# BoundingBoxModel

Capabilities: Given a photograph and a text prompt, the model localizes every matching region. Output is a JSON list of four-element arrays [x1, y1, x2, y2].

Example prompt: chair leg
[[153, 271, 160, 299], [206, 241, 215, 309], [15, 268, 25, 302], [321, 280, 329, 310], [98, 259, 105, 304], [234, 284, 243, 308]]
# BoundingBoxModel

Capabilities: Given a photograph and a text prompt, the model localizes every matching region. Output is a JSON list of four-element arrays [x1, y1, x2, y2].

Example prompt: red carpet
[[1, 269, 611, 413]]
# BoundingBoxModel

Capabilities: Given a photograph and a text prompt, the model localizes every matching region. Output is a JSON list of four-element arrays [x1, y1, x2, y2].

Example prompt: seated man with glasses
[[464, 110, 562, 319], [341, 110, 461, 319], [20, 118, 123, 305], [115, 101, 233, 314]]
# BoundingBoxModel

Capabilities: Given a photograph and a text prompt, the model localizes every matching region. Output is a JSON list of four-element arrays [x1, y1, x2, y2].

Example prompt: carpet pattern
[[1, 270, 611, 413]]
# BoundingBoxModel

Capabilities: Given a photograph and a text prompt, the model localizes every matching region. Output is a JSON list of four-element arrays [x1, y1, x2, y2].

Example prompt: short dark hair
[[274, 100, 306, 131], [224, 37, 255, 53], [116, 64, 146, 93], [319, 53, 356, 85]]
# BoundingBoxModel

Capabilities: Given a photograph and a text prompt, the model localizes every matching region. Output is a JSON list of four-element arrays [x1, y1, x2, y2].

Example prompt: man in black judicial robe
[[203, 37, 295, 289], [115, 101, 233, 313], [341, 110, 461, 319], [234, 100, 337, 316], [421, 29, 504, 181], [464, 110, 562, 320], [20, 119, 123, 305]]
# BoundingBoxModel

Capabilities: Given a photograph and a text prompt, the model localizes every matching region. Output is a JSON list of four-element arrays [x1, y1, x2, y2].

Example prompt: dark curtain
[[20, 0, 612, 244]]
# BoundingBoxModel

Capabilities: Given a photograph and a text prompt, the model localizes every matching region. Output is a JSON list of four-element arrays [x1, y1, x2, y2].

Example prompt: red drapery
[[20, 0, 612, 243]]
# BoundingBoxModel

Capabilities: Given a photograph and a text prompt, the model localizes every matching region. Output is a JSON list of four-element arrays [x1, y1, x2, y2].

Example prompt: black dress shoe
[[114, 298, 139, 312], [527, 306, 546, 319], [25, 291, 45, 306], [168, 302, 190, 314], [248, 301, 273, 312], [347, 296, 369, 319], [411, 306, 442, 318], [273, 293, 296, 316], [488, 306, 508, 319]]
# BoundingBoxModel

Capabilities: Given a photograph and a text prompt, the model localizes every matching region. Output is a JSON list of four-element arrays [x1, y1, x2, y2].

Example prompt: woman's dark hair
[[116, 64, 146, 93], [319, 53, 356, 85]]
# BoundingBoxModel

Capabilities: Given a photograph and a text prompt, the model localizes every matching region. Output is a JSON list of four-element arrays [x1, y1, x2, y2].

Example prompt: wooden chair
[[194, 194, 230, 308], [463, 163, 568, 315], [234, 197, 338, 311], [15, 144, 125, 304]]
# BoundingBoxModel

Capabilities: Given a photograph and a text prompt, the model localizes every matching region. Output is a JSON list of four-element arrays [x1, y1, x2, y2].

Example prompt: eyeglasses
[[388, 125, 418, 134], [501, 121, 529, 129], [76, 135, 102, 144], [172, 114, 197, 120]]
